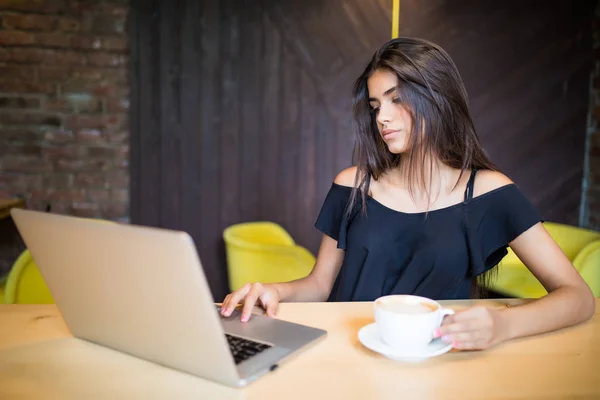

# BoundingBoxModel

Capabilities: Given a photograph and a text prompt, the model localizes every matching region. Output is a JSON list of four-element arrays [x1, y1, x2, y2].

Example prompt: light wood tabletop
[[0, 299, 599, 400]]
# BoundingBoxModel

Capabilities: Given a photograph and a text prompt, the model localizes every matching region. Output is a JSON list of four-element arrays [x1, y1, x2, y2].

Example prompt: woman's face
[[367, 69, 413, 154]]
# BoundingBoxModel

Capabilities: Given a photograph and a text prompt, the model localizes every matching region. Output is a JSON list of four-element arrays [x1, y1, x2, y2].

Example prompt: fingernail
[[241, 315, 248, 322], [433, 329, 441, 338], [442, 335, 451, 343]]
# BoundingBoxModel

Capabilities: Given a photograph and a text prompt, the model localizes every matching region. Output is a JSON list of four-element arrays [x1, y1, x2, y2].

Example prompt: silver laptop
[[10, 208, 327, 388]]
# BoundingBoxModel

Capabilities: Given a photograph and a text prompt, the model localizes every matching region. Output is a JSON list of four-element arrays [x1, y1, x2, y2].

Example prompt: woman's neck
[[381, 157, 465, 203]]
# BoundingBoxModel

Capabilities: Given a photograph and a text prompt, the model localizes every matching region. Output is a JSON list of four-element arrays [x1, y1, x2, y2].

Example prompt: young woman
[[221, 37, 595, 350]]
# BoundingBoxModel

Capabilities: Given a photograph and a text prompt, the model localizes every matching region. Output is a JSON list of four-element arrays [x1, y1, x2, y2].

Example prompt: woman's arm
[[273, 233, 345, 302], [438, 222, 595, 350], [500, 222, 595, 340], [222, 168, 355, 321], [221, 233, 344, 321], [438, 170, 595, 349]]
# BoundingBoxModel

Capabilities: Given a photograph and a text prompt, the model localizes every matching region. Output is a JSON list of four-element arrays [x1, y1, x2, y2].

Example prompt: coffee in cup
[[374, 295, 454, 350]]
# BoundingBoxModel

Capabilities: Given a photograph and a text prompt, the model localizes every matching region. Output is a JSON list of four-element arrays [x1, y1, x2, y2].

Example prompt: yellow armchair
[[487, 222, 600, 298], [2, 249, 55, 304], [223, 222, 316, 292]]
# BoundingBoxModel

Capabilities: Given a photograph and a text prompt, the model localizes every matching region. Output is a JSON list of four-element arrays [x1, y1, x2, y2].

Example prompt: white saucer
[[358, 323, 453, 362]]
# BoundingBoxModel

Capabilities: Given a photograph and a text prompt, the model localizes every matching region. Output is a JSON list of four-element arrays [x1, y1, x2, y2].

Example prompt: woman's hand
[[220, 282, 281, 322], [433, 306, 509, 350]]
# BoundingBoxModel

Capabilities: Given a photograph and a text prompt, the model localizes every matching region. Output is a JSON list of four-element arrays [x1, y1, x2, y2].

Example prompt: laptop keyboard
[[225, 333, 272, 365]]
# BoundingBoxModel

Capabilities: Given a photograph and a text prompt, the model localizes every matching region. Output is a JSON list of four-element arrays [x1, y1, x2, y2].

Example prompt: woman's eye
[[392, 97, 402, 103]]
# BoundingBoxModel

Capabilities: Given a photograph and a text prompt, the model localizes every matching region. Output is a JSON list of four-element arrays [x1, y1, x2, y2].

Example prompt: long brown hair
[[349, 37, 499, 298]]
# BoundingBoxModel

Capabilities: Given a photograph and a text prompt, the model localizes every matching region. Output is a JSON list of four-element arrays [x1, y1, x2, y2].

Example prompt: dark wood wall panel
[[400, 0, 596, 225], [130, 0, 391, 300], [130, 0, 594, 300]]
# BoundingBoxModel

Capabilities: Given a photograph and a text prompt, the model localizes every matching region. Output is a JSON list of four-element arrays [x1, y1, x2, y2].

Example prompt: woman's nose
[[377, 106, 392, 125]]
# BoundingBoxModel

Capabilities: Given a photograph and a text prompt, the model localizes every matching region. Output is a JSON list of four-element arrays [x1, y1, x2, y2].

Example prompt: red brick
[[0, 48, 10, 61], [64, 114, 122, 131], [58, 17, 80, 32], [54, 159, 87, 172], [1, 13, 58, 31], [0, 172, 43, 190], [55, 157, 112, 172], [106, 97, 129, 113], [111, 188, 128, 202], [1, 155, 53, 173], [70, 1, 99, 15], [44, 129, 75, 144], [0, 190, 13, 198], [106, 170, 128, 188], [60, 78, 98, 93], [100, 3, 128, 17], [71, 67, 104, 81], [42, 144, 87, 159], [103, 202, 127, 219], [38, 66, 70, 81], [0, 0, 68, 14], [43, 174, 72, 189], [0, 96, 42, 109], [71, 35, 103, 50], [8, 47, 51, 63], [75, 129, 103, 142], [45, 97, 72, 112], [37, 32, 71, 48], [10, 48, 86, 66], [61, 79, 118, 97], [0, 111, 61, 126], [0, 65, 37, 80], [103, 37, 127, 52], [0, 80, 55, 94], [75, 172, 107, 188], [70, 202, 101, 218], [67, 95, 103, 114], [66, 67, 127, 85], [87, 52, 126, 67], [88, 145, 119, 158], [0, 143, 42, 157], [87, 188, 110, 203], [0, 31, 36, 46], [106, 130, 127, 143], [30, 189, 86, 203], [0, 127, 43, 142], [89, 16, 125, 35], [55, 51, 88, 66]]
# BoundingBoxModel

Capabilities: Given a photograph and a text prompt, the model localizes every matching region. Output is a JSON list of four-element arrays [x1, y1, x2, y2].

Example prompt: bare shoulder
[[334, 166, 361, 188], [473, 169, 514, 197]]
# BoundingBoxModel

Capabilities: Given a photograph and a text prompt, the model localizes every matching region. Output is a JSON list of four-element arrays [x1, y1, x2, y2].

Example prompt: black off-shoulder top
[[314, 170, 541, 301]]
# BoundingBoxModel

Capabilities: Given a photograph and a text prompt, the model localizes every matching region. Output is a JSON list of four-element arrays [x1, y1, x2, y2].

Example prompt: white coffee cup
[[374, 294, 455, 350]]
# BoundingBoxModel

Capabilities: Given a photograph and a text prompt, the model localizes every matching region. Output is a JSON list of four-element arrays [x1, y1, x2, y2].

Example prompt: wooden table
[[1, 299, 599, 399]]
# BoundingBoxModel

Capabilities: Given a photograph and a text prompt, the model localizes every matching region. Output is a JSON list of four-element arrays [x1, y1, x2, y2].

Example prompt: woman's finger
[[241, 283, 263, 322], [222, 283, 251, 316]]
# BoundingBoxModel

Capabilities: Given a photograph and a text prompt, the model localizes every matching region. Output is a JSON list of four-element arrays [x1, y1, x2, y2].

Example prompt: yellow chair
[[488, 222, 600, 298], [0, 277, 5, 303], [223, 222, 316, 292], [3, 249, 55, 304]]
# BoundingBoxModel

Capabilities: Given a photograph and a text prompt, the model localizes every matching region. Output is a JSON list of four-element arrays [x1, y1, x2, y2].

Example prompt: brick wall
[[582, 0, 600, 230], [0, 0, 129, 221]]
